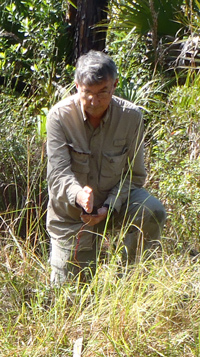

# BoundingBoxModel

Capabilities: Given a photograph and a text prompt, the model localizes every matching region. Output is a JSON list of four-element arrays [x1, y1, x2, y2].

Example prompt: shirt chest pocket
[[99, 140, 128, 191], [70, 149, 90, 173]]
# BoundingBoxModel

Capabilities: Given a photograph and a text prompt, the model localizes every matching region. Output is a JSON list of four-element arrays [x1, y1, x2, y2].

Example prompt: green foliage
[[0, 0, 73, 95], [108, 30, 150, 98], [109, 0, 184, 37], [107, 26, 168, 112], [0, 91, 48, 249], [147, 73, 200, 250], [108, 0, 200, 76], [0, 0, 76, 243]]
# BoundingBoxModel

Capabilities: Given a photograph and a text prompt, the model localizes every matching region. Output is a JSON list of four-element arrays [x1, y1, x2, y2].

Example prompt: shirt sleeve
[[103, 112, 147, 213], [46, 110, 83, 207]]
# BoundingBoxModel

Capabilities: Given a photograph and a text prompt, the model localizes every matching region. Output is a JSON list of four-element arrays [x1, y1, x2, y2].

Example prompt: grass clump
[[1, 236, 200, 356]]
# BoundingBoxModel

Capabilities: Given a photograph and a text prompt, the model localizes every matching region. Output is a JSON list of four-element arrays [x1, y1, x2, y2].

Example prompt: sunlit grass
[[1, 230, 200, 357]]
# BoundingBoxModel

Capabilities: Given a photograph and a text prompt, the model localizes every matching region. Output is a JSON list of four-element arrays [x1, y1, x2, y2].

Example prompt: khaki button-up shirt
[[46, 94, 147, 239]]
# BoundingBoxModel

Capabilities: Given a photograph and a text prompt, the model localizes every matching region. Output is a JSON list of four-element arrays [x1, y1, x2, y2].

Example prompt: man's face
[[76, 78, 118, 120]]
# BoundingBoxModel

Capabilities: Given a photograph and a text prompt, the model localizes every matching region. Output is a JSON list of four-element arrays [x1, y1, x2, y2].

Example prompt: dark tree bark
[[68, 0, 109, 63]]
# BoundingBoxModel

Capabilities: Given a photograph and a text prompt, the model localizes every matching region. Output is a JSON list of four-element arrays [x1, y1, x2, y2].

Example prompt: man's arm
[[47, 110, 85, 207]]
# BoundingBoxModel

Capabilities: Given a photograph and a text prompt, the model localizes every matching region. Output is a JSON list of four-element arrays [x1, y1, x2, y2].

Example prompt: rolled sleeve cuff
[[67, 184, 83, 207]]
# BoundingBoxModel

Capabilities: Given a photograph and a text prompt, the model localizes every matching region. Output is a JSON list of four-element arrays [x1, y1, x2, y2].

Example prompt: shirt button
[[91, 154, 94, 158], [89, 175, 93, 180]]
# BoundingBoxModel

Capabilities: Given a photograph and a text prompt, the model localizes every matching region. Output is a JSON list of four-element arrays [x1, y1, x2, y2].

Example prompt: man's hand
[[80, 206, 108, 226], [76, 186, 94, 213]]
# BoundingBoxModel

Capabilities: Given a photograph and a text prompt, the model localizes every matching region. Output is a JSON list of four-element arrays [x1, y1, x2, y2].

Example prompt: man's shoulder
[[111, 95, 142, 117], [48, 94, 79, 118]]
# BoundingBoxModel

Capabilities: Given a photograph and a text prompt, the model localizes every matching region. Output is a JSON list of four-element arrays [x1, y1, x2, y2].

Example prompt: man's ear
[[75, 81, 79, 90], [114, 78, 118, 89]]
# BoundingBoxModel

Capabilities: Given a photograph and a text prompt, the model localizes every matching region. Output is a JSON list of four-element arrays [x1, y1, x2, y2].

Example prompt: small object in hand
[[82, 206, 98, 215]]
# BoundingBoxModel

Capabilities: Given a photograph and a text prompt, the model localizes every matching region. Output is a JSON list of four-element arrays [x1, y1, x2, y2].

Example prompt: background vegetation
[[0, 0, 200, 356]]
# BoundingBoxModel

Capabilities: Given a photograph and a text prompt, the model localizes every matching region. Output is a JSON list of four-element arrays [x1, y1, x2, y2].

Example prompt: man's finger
[[83, 186, 94, 213]]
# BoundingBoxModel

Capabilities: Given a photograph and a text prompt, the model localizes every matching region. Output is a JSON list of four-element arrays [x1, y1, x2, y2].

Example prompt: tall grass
[[1, 237, 200, 356]]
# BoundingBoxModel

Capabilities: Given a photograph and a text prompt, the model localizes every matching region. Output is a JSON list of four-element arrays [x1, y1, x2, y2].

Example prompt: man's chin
[[88, 108, 103, 115], [88, 106, 101, 111]]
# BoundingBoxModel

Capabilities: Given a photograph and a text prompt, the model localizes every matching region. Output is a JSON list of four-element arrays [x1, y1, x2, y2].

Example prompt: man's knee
[[126, 189, 166, 222], [147, 197, 166, 228], [121, 194, 166, 263]]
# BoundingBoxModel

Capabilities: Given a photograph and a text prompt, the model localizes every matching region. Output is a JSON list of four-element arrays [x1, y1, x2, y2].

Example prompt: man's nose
[[90, 94, 99, 105]]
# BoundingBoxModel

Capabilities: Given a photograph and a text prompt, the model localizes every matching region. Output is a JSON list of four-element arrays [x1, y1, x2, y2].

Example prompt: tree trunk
[[68, 0, 109, 63]]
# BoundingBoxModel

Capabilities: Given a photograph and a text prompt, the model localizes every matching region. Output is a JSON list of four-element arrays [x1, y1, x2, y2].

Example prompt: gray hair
[[75, 50, 118, 85]]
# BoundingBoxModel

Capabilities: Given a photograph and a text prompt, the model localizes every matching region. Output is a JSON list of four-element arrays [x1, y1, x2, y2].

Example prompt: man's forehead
[[80, 80, 113, 91]]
